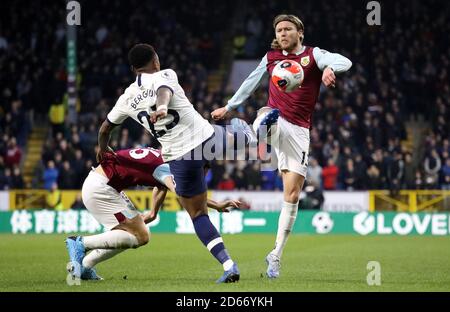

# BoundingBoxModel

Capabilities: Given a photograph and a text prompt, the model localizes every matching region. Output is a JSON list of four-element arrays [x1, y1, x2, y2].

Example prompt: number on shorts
[[301, 151, 306, 165]]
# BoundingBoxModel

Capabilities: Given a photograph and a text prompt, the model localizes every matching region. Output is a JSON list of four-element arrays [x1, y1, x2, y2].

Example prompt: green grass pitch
[[1, 234, 449, 292]]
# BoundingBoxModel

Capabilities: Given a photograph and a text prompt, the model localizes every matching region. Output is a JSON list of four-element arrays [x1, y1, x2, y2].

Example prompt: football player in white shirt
[[96, 44, 253, 283]]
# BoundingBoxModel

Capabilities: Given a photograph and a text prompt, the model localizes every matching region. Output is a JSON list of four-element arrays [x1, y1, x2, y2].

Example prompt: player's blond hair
[[271, 14, 304, 50]]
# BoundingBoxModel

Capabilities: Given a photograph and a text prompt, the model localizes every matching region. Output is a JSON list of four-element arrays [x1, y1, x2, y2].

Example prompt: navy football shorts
[[168, 126, 226, 197]]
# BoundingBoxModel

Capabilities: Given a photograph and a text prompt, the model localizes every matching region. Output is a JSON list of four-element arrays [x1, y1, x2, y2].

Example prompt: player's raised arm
[[313, 47, 352, 88], [211, 54, 269, 120], [143, 186, 168, 224], [149, 68, 178, 123], [98, 93, 129, 162], [150, 87, 172, 123], [97, 119, 117, 162]]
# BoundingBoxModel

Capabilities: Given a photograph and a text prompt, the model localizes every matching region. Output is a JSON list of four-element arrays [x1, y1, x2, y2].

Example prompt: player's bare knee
[[183, 203, 207, 220], [285, 190, 300, 203], [141, 231, 150, 246], [136, 229, 150, 246], [188, 208, 207, 220]]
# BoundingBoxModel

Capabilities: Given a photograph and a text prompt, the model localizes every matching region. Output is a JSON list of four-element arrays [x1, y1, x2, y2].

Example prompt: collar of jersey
[[135, 72, 155, 88], [282, 46, 306, 56]]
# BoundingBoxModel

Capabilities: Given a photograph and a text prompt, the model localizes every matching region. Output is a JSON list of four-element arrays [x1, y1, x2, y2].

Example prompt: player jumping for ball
[[212, 14, 352, 278]]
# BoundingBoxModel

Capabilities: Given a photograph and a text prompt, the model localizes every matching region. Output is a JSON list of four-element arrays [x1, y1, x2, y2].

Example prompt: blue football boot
[[216, 263, 240, 283], [65, 236, 84, 279], [81, 267, 103, 281]]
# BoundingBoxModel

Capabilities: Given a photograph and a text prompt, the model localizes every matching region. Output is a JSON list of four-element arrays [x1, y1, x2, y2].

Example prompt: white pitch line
[[243, 218, 266, 226]]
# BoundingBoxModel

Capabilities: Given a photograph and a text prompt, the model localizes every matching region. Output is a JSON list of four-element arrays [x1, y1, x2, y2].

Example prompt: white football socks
[[223, 259, 234, 271], [82, 249, 125, 269], [83, 230, 139, 250], [271, 201, 299, 258]]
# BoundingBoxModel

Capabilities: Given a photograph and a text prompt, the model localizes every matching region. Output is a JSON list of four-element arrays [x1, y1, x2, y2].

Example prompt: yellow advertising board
[[8, 189, 213, 212]]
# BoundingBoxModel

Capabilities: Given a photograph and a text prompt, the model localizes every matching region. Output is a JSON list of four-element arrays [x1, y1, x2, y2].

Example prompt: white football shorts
[[81, 170, 139, 230], [273, 116, 310, 178]]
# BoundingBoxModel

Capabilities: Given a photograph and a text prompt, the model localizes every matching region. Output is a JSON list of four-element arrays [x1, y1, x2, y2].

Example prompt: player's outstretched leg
[[256, 108, 279, 140], [230, 118, 257, 146], [211, 118, 256, 160]]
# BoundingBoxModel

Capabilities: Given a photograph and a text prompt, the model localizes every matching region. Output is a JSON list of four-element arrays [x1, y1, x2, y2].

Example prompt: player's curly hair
[[271, 14, 304, 50], [128, 43, 156, 70]]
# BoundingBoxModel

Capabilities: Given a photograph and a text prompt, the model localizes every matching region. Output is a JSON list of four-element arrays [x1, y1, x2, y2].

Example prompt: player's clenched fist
[[96, 146, 116, 163], [211, 107, 228, 120], [322, 67, 336, 88], [150, 110, 167, 123]]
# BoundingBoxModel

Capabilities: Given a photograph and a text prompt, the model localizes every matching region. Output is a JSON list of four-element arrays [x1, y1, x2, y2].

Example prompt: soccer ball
[[271, 59, 304, 92]]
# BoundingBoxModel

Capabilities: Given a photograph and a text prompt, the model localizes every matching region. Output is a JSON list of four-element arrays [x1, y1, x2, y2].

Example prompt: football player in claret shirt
[[65, 147, 242, 280], [212, 14, 352, 278]]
